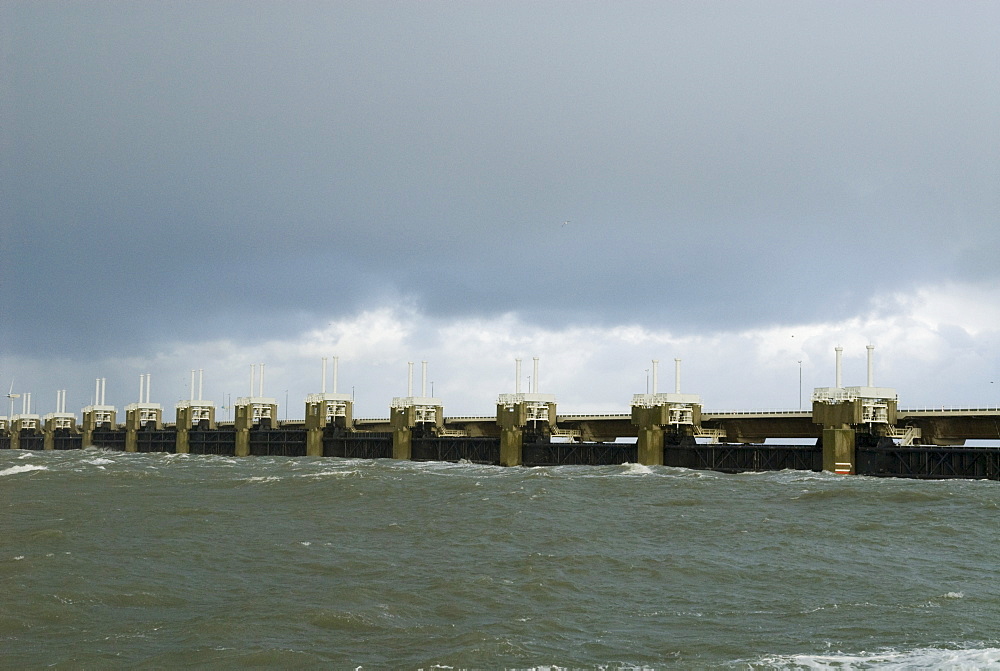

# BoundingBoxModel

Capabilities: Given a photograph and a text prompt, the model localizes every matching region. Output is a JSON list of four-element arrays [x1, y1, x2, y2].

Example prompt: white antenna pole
[[250, 364, 255, 397], [101, 378, 106, 406], [333, 356, 339, 394], [652, 359, 659, 395], [198, 369, 204, 401], [515, 358, 522, 394], [421, 361, 427, 397], [407, 362, 414, 397], [191, 370, 196, 401], [867, 345, 875, 387], [56, 390, 60, 413], [533, 357, 539, 393], [321, 357, 327, 393], [674, 358, 682, 394], [95, 378, 100, 406], [146, 374, 151, 404], [835, 347, 843, 388], [259, 363, 265, 397]]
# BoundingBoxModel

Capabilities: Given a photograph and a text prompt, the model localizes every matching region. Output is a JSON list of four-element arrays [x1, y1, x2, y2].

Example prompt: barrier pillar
[[822, 428, 856, 475], [498, 402, 528, 467], [234, 404, 252, 457], [632, 406, 668, 466], [175, 406, 192, 454], [390, 405, 415, 461]]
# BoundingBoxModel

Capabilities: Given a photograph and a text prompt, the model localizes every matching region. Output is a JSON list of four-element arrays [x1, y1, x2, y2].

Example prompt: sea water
[[2, 449, 999, 669]]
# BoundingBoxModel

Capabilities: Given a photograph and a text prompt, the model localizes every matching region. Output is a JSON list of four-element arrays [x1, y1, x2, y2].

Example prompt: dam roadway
[[344, 407, 1000, 446]]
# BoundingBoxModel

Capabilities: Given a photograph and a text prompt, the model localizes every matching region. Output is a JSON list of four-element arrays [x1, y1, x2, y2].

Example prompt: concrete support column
[[43, 429, 55, 451], [175, 429, 190, 454], [389, 405, 415, 461], [10, 430, 20, 450], [822, 428, 856, 474], [497, 402, 528, 467], [636, 426, 664, 466], [632, 406, 668, 466], [392, 427, 412, 461], [125, 429, 138, 453], [235, 429, 250, 457], [500, 426, 523, 467], [306, 428, 324, 457]]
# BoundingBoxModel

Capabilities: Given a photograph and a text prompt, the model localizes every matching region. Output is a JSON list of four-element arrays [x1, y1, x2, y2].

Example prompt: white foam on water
[[84, 457, 115, 466], [756, 646, 1000, 670], [300, 470, 362, 479], [0, 464, 49, 476], [620, 462, 653, 475], [243, 476, 284, 483]]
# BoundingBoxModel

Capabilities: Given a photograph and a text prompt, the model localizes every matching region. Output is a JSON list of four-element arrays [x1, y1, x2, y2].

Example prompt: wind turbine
[[7, 379, 20, 419]]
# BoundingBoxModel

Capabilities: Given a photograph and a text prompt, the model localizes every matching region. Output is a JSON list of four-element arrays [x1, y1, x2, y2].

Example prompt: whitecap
[[620, 462, 653, 475], [755, 646, 1000, 670], [85, 457, 115, 466], [0, 464, 48, 476]]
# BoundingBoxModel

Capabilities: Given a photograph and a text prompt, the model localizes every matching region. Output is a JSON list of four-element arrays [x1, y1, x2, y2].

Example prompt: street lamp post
[[798, 361, 803, 410]]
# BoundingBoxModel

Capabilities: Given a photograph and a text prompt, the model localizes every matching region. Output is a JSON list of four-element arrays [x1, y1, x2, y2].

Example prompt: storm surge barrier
[[4, 423, 1000, 480], [5, 353, 1000, 479]]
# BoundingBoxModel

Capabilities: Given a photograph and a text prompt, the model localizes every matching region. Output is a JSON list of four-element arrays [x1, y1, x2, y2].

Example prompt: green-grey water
[[3, 449, 1000, 669]]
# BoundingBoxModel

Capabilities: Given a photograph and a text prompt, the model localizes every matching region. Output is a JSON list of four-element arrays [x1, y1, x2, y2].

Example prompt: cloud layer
[[3, 2, 998, 414], [5, 280, 999, 421]]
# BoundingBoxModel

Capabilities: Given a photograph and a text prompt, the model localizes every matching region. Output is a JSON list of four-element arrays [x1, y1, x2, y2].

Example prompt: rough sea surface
[[3, 449, 1000, 669]]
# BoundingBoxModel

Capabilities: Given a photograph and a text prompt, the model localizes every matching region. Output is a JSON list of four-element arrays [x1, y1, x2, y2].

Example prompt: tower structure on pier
[[631, 359, 703, 465], [82, 378, 116, 446], [42, 389, 78, 450], [176, 369, 216, 454], [125, 373, 162, 452], [496, 357, 557, 466], [235, 364, 278, 428], [812, 345, 901, 474], [390, 361, 443, 460], [305, 357, 354, 456], [9, 391, 40, 450], [234, 364, 278, 456]]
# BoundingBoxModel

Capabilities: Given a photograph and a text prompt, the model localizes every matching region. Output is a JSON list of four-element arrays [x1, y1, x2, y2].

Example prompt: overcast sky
[[2, 1, 999, 419]]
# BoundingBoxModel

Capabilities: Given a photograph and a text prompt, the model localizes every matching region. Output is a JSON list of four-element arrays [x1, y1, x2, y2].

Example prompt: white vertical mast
[[835, 347, 843, 389], [867, 344, 875, 387]]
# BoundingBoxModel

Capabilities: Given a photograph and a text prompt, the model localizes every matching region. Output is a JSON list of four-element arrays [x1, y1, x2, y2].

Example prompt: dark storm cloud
[[3, 1, 999, 356]]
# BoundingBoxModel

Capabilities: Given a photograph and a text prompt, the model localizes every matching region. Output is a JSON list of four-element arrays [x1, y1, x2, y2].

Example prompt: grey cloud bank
[[2, 2, 999, 406]]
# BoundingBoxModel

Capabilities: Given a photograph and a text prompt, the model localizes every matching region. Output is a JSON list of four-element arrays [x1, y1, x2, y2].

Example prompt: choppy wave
[[751, 646, 1000, 669], [3, 450, 1000, 668], [0, 463, 48, 476]]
